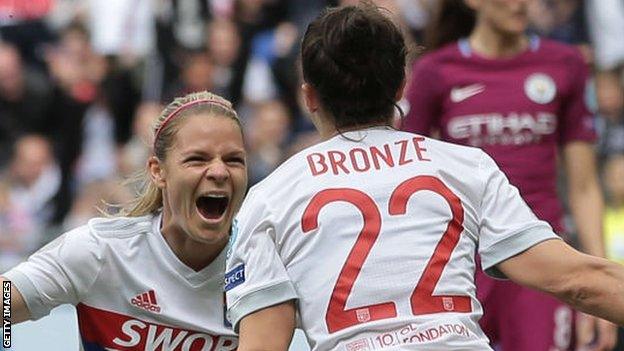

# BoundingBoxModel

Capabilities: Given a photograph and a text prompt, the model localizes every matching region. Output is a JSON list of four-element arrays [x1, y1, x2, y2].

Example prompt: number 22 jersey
[[226, 128, 559, 351]]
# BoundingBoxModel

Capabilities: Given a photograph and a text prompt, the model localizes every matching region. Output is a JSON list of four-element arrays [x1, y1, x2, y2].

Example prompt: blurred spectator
[[86, 0, 155, 61], [246, 99, 291, 185], [85, 0, 147, 147], [151, 0, 212, 102], [586, 0, 624, 71], [6, 135, 60, 223], [241, 31, 279, 103], [528, 0, 588, 44], [595, 70, 624, 160], [75, 101, 117, 186], [0, 0, 53, 22], [232, 0, 289, 105], [285, 0, 330, 34], [0, 134, 60, 271], [164, 49, 215, 102], [45, 0, 89, 31], [267, 21, 301, 113], [0, 180, 23, 272], [45, 21, 99, 103], [0, 0, 54, 70], [393, 0, 436, 43], [0, 42, 50, 166], [24, 13, 134, 228], [44, 22, 101, 224], [207, 18, 242, 100], [118, 101, 162, 177], [100, 56, 141, 147], [62, 178, 132, 231], [163, 0, 210, 50], [596, 71, 624, 120]]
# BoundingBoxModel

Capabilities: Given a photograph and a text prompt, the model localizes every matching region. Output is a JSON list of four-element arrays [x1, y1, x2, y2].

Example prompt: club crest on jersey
[[524, 73, 556, 104], [224, 264, 245, 291], [443, 297, 455, 311], [356, 308, 371, 323]]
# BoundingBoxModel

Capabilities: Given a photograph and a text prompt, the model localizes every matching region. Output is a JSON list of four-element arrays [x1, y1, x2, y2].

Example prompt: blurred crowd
[[0, 0, 623, 277]]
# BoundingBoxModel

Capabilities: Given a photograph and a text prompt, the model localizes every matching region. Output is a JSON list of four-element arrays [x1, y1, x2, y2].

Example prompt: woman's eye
[[228, 157, 246, 165], [185, 156, 203, 163]]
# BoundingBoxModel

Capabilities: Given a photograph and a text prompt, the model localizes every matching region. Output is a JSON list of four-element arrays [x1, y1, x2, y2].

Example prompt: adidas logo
[[131, 290, 161, 313]]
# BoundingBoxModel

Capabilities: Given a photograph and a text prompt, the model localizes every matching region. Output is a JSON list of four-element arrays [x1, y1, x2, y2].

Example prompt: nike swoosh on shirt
[[450, 84, 486, 103]]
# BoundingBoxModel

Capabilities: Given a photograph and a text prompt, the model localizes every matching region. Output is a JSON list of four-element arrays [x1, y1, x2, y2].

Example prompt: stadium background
[[0, 0, 623, 350]]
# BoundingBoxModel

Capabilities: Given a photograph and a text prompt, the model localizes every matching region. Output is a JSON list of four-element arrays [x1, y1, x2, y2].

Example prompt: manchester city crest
[[524, 73, 557, 104]]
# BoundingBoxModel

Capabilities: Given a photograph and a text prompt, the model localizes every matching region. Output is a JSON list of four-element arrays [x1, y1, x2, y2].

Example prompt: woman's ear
[[302, 83, 320, 114], [148, 156, 166, 189]]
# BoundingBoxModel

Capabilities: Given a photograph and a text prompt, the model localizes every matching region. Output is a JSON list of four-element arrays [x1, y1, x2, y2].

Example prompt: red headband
[[153, 98, 232, 149]]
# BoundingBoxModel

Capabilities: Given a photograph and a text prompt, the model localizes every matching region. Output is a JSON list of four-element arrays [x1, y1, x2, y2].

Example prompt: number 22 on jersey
[[301, 175, 472, 333]]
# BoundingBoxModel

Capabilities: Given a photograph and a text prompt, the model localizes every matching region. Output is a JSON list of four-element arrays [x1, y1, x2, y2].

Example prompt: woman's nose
[[204, 160, 229, 183]]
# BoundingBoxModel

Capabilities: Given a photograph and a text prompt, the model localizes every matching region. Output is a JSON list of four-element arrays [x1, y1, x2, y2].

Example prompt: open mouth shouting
[[196, 193, 230, 222]]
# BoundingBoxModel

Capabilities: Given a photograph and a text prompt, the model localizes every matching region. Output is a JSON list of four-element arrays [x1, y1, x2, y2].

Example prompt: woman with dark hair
[[1, 91, 246, 350], [225, 3, 624, 351], [402, 1, 616, 350]]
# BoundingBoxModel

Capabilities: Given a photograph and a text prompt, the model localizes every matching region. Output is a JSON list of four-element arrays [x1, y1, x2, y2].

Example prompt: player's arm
[[1, 226, 103, 322], [497, 239, 624, 325], [226, 189, 299, 348], [238, 301, 296, 351], [0, 277, 31, 323], [563, 141, 605, 257], [561, 142, 616, 349]]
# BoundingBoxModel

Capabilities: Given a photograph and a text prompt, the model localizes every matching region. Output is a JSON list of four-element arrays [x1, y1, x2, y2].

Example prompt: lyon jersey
[[2, 214, 237, 351], [226, 128, 558, 351], [403, 36, 596, 233]]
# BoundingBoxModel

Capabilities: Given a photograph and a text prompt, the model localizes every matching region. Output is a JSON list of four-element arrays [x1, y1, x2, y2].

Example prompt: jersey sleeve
[[477, 152, 560, 279], [558, 50, 597, 144], [225, 188, 298, 332], [1, 225, 104, 320], [401, 57, 444, 135]]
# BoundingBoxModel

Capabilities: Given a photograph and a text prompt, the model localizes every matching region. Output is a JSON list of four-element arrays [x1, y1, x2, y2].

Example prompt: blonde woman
[[1, 91, 246, 350]]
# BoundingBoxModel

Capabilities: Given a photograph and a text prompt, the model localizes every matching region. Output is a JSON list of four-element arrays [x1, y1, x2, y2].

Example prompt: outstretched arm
[[547, 143, 616, 350], [497, 239, 624, 325], [0, 277, 31, 323]]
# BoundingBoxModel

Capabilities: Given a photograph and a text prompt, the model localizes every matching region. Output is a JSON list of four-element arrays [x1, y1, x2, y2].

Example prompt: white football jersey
[[226, 128, 559, 351], [3, 214, 237, 351]]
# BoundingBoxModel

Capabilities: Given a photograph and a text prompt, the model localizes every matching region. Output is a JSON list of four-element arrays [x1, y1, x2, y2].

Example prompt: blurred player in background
[[225, 3, 624, 351], [1, 91, 245, 350], [0, 134, 60, 272], [402, 0, 616, 350]]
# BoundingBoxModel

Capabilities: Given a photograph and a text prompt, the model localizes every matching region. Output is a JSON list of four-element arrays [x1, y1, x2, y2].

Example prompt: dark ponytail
[[424, 0, 476, 51], [301, 2, 407, 129]]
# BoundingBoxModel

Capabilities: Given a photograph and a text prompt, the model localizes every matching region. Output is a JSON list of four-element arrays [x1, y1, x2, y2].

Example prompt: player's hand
[[576, 313, 617, 351]]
